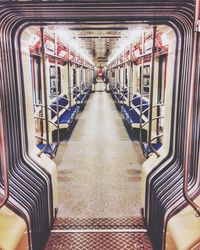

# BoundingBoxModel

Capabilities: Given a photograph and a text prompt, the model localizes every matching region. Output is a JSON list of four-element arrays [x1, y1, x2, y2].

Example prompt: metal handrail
[[130, 103, 148, 111], [148, 26, 157, 150], [54, 32, 60, 147], [0, 111, 9, 208], [60, 95, 69, 101], [130, 94, 140, 102], [150, 133, 163, 142], [68, 52, 72, 108], [35, 135, 47, 141], [34, 103, 57, 115], [34, 115, 58, 158], [141, 115, 164, 128], [128, 51, 133, 107], [34, 103, 71, 126], [183, 0, 200, 217], [39, 27, 51, 157], [139, 31, 145, 145], [50, 103, 71, 112], [141, 102, 165, 114], [148, 144, 160, 157], [37, 143, 55, 158], [34, 116, 59, 128]]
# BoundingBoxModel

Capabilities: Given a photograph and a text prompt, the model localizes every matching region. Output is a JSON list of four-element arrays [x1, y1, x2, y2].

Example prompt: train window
[[143, 65, 150, 94], [72, 68, 76, 86], [30, 56, 42, 106], [158, 55, 167, 104], [118, 68, 120, 86], [49, 65, 61, 98], [112, 70, 115, 78], [138, 64, 150, 94], [80, 69, 83, 83], [125, 68, 128, 87]]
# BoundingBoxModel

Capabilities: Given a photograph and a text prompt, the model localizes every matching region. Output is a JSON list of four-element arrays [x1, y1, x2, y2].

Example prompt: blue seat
[[121, 104, 144, 125], [114, 93, 120, 102], [81, 83, 91, 94], [132, 94, 141, 106], [50, 95, 69, 119], [70, 105, 79, 113], [77, 94, 87, 103], [58, 111, 72, 124], [73, 85, 89, 105], [56, 105, 79, 124], [142, 142, 162, 157], [36, 143, 57, 156], [50, 93, 79, 126], [131, 94, 149, 118], [129, 109, 142, 124], [142, 99, 149, 117], [73, 87, 80, 98]]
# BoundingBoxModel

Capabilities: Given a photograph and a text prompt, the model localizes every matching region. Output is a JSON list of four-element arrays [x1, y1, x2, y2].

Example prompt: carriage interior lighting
[[55, 28, 94, 65], [107, 29, 144, 66], [127, 29, 143, 43], [29, 33, 40, 47], [161, 33, 169, 46]]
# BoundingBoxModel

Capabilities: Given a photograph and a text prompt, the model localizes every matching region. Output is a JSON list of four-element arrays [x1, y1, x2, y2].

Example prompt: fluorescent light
[[107, 29, 144, 66], [29, 34, 40, 47], [161, 33, 168, 46], [127, 29, 142, 42], [55, 28, 94, 65]]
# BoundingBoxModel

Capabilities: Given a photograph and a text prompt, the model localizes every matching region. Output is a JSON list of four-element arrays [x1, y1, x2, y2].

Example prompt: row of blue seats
[[121, 93, 149, 127], [36, 84, 92, 157], [110, 88, 162, 157], [37, 94, 79, 157], [73, 83, 91, 108], [111, 86, 128, 105], [50, 94, 79, 125]]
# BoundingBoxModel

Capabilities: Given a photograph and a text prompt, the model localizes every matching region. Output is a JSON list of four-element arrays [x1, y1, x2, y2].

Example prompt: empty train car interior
[[0, 1, 200, 250]]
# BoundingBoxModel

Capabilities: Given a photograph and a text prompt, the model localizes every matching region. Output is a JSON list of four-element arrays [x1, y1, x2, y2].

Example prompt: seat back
[[50, 94, 68, 118]]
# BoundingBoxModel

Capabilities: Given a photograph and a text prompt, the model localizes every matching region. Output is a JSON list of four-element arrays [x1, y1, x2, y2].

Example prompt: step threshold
[[51, 228, 147, 233]]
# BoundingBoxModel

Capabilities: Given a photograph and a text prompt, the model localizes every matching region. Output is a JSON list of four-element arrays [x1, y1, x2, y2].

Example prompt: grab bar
[[34, 103, 58, 115], [151, 134, 163, 142], [0, 111, 9, 208], [142, 103, 165, 114], [40, 27, 50, 147], [183, 0, 200, 217], [141, 116, 164, 128], [148, 26, 157, 149]]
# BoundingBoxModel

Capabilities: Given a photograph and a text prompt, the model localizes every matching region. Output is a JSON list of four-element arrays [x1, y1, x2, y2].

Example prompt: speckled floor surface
[[54, 91, 145, 218], [94, 79, 106, 91]]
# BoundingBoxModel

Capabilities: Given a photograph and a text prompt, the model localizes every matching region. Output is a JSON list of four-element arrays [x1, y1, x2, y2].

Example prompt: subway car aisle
[[54, 88, 145, 219], [95, 79, 106, 91]]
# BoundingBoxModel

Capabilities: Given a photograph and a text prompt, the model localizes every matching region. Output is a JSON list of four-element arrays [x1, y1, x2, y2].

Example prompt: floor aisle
[[54, 90, 145, 218]]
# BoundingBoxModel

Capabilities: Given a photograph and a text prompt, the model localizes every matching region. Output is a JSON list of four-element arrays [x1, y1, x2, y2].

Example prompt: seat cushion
[[36, 143, 57, 155], [142, 142, 162, 155]]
